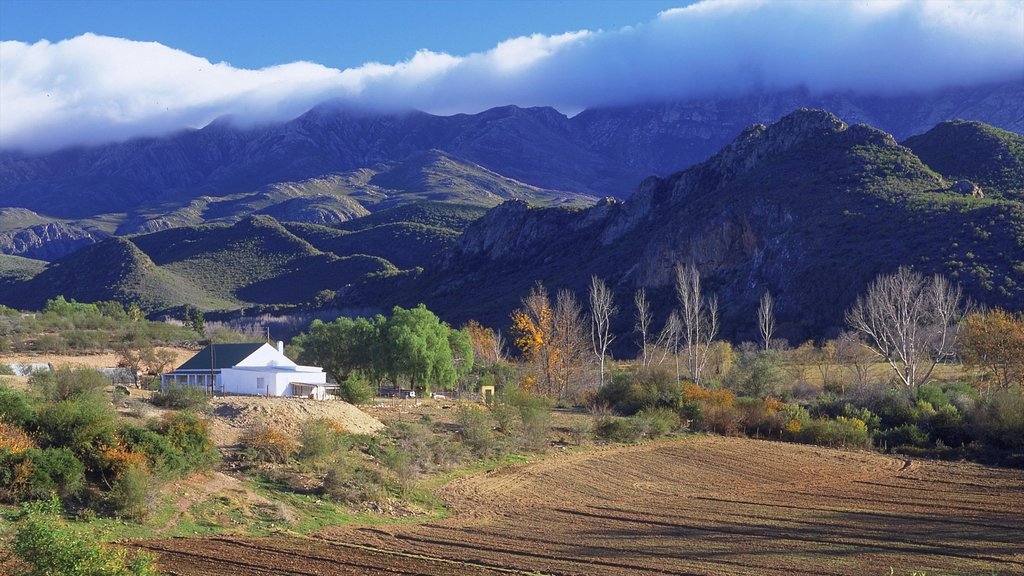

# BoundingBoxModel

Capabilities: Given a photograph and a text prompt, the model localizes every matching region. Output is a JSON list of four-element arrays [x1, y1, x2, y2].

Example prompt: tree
[[815, 340, 839, 390], [959, 309, 1024, 393], [675, 265, 719, 385], [589, 276, 617, 389], [633, 288, 652, 368], [845, 266, 963, 392], [464, 320, 504, 366], [511, 282, 556, 396], [552, 289, 588, 401], [384, 305, 456, 394], [836, 330, 875, 391], [758, 291, 775, 352], [657, 310, 684, 382]]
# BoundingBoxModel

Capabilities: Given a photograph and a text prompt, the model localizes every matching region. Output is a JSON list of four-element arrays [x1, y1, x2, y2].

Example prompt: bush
[[298, 418, 348, 465], [334, 373, 374, 405], [594, 416, 639, 442], [970, 389, 1024, 451], [0, 384, 36, 428], [152, 411, 217, 471], [797, 416, 870, 448], [517, 404, 551, 452], [567, 419, 591, 445], [633, 407, 681, 438], [150, 385, 208, 410], [0, 447, 86, 501], [724, 351, 789, 398], [241, 423, 298, 464], [11, 495, 160, 576], [109, 466, 153, 522], [384, 421, 466, 481], [322, 455, 390, 504], [598, 368, 682, 415], [35, 395, 118, 470], [118, 425, 186, 478], [30, 367, 109, 402], [877, 423, 930, 449], [682, 384, 741, 435], [454, 404, 495, 457]]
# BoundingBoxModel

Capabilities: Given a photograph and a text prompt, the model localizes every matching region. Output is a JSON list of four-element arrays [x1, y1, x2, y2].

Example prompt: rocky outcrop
[[0, 222, 99, 260], [953, 179, 984, 198]]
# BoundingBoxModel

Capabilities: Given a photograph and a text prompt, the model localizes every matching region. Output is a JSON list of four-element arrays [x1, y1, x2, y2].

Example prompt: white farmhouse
[[160, 342, 333, 399]]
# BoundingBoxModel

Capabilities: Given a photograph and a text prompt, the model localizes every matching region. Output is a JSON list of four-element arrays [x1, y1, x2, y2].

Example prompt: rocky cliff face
[[0, 222, 100, 261], [432, 109, 1020, 343]]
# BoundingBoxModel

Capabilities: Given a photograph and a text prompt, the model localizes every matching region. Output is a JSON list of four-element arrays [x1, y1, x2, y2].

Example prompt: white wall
[[221, 366, 325, 397]]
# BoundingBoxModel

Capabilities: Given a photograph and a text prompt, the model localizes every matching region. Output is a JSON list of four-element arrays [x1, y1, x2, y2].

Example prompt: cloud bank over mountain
[[2, 0, 1022, 152]]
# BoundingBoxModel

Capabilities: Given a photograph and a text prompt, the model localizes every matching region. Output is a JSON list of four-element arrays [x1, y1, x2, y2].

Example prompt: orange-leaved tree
[[511, 282, 558, 397], [960, 308, 1024, 393]]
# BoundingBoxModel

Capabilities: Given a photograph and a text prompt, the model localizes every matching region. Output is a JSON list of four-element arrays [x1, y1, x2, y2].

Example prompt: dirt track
[[137, 436, 1024, 575]]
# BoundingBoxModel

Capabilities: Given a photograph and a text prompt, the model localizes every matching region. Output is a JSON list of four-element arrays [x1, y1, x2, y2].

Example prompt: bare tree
[[553, 288, 588, 401], [657, 310, 684, 381], [815, 340, 839, 390], [837, 330, 875, 391], [634, 288, 653, 368], [845, 266, 963, 392], [589, 276, 617, 389], [758, 291, 775, 352], [675, 264, 719, 385]]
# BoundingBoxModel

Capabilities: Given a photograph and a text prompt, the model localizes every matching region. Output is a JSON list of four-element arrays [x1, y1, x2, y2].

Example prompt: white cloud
[[1, 0, 1022, 152]]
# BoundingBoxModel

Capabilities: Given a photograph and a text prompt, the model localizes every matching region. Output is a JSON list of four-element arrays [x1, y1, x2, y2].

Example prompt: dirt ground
[[205, 395, 385, 447], [136, 436, 1024, 575]]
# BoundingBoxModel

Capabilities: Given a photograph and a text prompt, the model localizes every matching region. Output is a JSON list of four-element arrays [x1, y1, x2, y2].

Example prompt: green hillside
[[336, 201, 488, 232], [285, 221, 457, 270], [5, 238, 234, 312], [904, 120, 1024, 201]]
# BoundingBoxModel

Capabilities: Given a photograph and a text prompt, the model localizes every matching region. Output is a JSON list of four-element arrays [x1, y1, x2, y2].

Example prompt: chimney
[[277, 341, 284, 354]]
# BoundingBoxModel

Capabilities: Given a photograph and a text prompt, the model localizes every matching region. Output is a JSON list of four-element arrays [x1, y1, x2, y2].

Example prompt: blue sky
[[1, 0, 1022, 152], [0, 0, 687, 69]]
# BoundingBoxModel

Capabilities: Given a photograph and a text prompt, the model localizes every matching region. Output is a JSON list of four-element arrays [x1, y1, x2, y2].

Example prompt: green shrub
[[598, 368, 681, 415], [518, 404, 551, 452], [567, 418, 591, 445], [334, 373, 374, 405], [877, 423, 931, 449], [322, 455, 390, 504], [298, 418, 348, 465], [35, 395, 117, 470], [30, 367, 109, 402], [11, 494, 161, 576], [118, 424, 188, 478], [109, 466, 153, 522], [151, 411, 217, 471], [0, 447, 86, 501], [0, 384, 36, 428], [633, 407, 681, 438], [150, 385, 208, 410], [724, 351, 789, 398], [454, 404, 495, 457], [798, 416, 870, 448], [594, 416, 639, 442], [0, 363, 14, 375], [970, 389, 1024, 451]]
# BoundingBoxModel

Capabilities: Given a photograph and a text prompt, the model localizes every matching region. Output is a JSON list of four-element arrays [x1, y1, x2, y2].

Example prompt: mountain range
[[1, 82, 1023, 344], [0, 80, 1021, 261]]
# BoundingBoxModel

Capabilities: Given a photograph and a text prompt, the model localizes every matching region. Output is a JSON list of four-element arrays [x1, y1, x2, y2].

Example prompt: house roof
[[175, 343, 266, 371]]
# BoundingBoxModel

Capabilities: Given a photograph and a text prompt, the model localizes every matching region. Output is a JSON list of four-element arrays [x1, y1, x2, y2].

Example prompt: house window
[[257, 377, 266, 390]]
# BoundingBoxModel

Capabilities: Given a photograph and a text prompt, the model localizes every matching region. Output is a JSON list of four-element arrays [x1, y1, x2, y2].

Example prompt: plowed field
[[136, 436, 1024, 575]]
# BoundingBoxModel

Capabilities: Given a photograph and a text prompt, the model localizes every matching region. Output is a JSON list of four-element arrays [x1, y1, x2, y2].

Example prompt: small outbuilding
[[160, 341, 333, 399]]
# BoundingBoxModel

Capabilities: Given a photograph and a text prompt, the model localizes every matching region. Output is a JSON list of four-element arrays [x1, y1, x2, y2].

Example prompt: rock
[[952, 179, 984, 198]]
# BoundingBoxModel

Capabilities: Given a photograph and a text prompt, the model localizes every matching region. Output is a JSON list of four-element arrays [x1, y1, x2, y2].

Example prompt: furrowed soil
[[135, 436, 1024, 576]]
